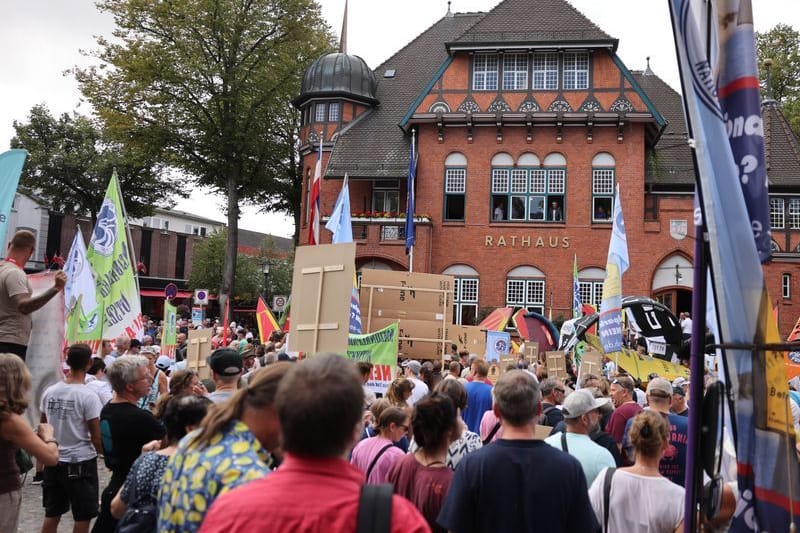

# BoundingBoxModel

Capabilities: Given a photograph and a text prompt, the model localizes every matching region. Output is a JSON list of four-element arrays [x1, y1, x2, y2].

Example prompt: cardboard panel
[[454, 325, 487, 356], [546, 351, 568, 379], [580, 350, 604, 378], [524, 342, 540, 364], [369, 317, 450, 360], [186, 329, 214, 381], [290, 243, 356, 354]]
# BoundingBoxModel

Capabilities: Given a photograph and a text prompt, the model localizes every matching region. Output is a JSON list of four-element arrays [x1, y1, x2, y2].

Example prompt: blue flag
[[325, 174, 353, 244], [486, 331, 510, 362], [0, 150, 27, 248], [405, 135, 416, 254], [598, 185, 629, 354], [572, 254, 581, 319], [669, 0, 799, 529]]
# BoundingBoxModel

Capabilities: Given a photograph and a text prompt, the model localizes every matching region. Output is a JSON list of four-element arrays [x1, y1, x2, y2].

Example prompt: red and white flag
[[307, 141, 322, 245]]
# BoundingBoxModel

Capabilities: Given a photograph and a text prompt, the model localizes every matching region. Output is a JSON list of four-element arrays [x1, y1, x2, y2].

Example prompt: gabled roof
[[762, 101, 800, 188], [325, 13, 484, 179], [634, 71, 695, 187], [448, 0, 616, 50]]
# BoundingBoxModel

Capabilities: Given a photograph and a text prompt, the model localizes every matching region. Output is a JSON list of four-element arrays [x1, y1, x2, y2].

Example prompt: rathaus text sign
[[484, 235, 571, 248]]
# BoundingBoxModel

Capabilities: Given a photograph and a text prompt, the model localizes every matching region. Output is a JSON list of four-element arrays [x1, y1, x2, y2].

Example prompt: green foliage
[[10, 104, 182, 219], [260, 236, 294, 298], [756, 24, 800, 135], [188, 230, 263, 301]]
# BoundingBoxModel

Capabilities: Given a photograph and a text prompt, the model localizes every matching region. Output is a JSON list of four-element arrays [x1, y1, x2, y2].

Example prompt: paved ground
[[18, 466, 112, 532]]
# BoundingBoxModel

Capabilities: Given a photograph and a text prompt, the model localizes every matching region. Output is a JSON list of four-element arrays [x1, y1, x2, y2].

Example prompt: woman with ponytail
[[157, 363, 291, 533], [152, 369, 208, 419], [588, 410, 685, 533]]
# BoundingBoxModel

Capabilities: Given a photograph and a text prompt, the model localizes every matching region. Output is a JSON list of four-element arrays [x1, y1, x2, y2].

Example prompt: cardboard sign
[[487, 362, 502, 384], [360, 270, 454, 360], [546, 351, 568, 379], [346, 323, 399, 396], [186, 329, 213, 380], [579, 350, 604, 379], [534, 424, 553, 440], [454, 325, 487, 356], [524, 342, 540, 364], [290, 243, 356, 354]]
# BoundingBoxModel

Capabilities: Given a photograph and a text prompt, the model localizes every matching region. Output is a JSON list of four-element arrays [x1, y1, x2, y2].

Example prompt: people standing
[[0, 354, 59, 532], [402, 359, 429, 406], [198, 354, 429, 533], [92, 356, 166, 533], [606, 375, 643, 463], [137, 347, 168, 411], [461, 359, 492, 434], [84, 358, 112, 405], [589, 411, 685, 533], [206, 348, 243, 404], [0, 230, 67, 361], [671, 377, 690, 417], [539, 378, 566, 427], [438, 370, 598, 532], [350, 407, 408, 484], [39, 344, 103, 533]]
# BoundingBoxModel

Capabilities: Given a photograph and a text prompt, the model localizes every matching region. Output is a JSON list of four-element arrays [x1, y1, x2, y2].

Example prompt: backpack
[[115, 465, 156, 533]]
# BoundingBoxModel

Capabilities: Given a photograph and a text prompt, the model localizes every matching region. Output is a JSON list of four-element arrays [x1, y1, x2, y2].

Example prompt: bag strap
[[482, 421, 501, 446], [560, 431, 569, 454], [365, 443, 395, 482], [357, 483, 393, 533], [603, 467, 617, 533]]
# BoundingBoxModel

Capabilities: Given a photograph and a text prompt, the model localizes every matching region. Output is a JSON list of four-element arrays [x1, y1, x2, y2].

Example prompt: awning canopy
[[140, 289, 194, 299]]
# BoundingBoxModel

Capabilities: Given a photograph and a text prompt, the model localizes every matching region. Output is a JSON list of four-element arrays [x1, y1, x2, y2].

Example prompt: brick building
[[294, 0, 800, 336]]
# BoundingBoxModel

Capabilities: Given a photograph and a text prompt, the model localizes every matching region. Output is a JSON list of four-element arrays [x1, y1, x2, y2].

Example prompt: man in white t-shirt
[[40, 344, 103, 532], [401, 359, 429, 406], [680, 312, 692, 340]]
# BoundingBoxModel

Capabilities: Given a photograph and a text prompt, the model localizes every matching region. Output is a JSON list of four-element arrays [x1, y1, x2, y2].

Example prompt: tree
[[756, 24, 800, 135], [76, 0, 333, 319], [10, 104, 182, 219], [260, 236, 294, 298], [188, 230, 263, 302]]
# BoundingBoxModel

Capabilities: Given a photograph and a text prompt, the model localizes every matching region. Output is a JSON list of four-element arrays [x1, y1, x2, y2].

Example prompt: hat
[[240, 345, 255, 359], [562, 389, 610, 419], [672, 377, 689, 389], [208, 348, 243, 376], [155, 356, 172, 371], [401, 360, 421, 375], [646, 377, 673, 399], [130, 339, 142, 349], [140, 346, 157, 356], [591, 389, 614, 415], [672, 386, 686, 397]]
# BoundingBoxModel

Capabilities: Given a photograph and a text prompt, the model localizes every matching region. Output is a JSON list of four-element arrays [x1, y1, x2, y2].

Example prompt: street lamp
[[674, 264, 683, 285], [261, 259, 271, 304]]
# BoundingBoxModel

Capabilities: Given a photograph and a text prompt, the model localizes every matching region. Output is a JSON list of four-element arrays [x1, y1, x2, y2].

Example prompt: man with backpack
[[540, 378, 566, 427]]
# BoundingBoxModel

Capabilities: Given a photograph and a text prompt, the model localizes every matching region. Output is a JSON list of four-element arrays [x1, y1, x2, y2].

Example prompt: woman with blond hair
[[0, 354, 59, 531], [158, 362, 291, 532], [386, 377, 414, 410], [152, 369, 207, 419], [589, 410, 685, 533]]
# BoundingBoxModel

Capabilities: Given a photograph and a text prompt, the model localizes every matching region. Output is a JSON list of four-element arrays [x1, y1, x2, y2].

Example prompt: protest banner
[[454, 325, 486, 356], [161, 300, 177, 358], [546, 351, 568, 379], [486, 331, 511, 362], [289, 243, 355, 354], [186, 328, 213, 380], [360, 269, 453, 360], [345, 322, 399, 396]]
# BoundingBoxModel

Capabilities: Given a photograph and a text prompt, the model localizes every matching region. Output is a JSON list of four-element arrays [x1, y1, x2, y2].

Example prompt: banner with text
[[346, 322, 398, 395]]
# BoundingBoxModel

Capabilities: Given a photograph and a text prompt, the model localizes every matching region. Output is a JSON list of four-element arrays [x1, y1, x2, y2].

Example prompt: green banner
[[162, 300, 177, 348], [346, 322, 398, 365]]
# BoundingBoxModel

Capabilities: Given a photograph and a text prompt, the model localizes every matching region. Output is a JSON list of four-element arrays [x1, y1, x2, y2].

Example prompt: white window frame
[[503, 53, 528, 90], [771, 197, 785, 229], [453, 277, 479, 325], [592, 168, 615, 222], [314, 103, 326, 122], [327, 102, 340, 122], [444, 167, 467, 221], [532, 52, 558, 90], [505, 278, 545, 314], [783, 273, 791, 299], [473, 54, 498, 91], [563, 52, 589, 90], [789, 198, 800, 229], [578, 280, 603, 308]]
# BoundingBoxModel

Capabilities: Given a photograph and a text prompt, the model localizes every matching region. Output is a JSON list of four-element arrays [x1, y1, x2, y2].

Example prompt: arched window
[[592, 152, 615, 223], [505, 266, 545, 314], [444, 153, 467, 221], [443, 264, 479, 325]]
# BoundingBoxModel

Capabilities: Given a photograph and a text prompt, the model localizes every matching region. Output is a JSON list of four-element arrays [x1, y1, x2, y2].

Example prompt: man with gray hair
[[540, 377, 566, 427], [438, 370, 598, 532], [104, 335, 130, 367], [92, 356, 165, 533]]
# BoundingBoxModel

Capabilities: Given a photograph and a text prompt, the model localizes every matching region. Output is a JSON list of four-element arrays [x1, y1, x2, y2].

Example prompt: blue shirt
[[462, 381, 493, 434], [157, 421, 270, 532], [622, 410, 688, 486]]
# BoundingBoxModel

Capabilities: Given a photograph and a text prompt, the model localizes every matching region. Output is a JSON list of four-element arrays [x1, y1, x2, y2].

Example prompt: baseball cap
[[140, 346, 157, 356], [646, 377, 673, 399], [673, 377, 689, 389], [208, 348, 243, 376], [155, 356, 172, 371], [401, 359, 422, 375], [672, 385, 686, 397], [562, 389, 610, 419]]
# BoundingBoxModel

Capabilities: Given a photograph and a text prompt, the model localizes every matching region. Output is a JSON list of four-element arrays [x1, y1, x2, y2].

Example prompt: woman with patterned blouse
[[157, 362, 291, 533]]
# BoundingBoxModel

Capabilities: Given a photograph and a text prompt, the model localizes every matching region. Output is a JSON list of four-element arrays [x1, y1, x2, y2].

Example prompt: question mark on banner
[[739, 154, 758, 184]]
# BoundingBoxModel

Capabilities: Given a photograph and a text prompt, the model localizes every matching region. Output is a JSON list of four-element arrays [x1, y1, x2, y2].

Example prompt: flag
[[78, 172, 143, 341], [669, 0, 800, 529], [325, 173, 353, 243], [63, 228, 99, 343], [307, 141, 322, 245], [0, 150, 27, 249], [256, 297, 281, 343], [161, 300, 177, 358], [405, 133, 416, 254], [572, 254, 581, 319], [486, 331, 511, 362], [478, 307, 513, 332], [349, 272, 362, 334], [279, 296, 291, 333], [597, 185, 629, 354]]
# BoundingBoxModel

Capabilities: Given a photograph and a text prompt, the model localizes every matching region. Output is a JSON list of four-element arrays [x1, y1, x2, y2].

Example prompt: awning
[[140, 289, 194, 299]]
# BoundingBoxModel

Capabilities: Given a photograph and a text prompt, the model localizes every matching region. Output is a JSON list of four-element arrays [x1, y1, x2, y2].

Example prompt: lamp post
[[674, 264, 683, 285], [261, 259, 271, 305]]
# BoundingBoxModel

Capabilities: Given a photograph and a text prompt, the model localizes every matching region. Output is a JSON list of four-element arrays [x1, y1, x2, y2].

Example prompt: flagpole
[[406, 129, 416, 273]]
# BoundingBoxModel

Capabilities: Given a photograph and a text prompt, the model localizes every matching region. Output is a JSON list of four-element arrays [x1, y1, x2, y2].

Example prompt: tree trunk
[[220, 170, 240, 327]]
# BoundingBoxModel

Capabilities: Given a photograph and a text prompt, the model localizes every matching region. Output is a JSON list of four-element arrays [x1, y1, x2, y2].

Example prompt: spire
[[338, 0, 348, 54], [644, 56, 654, 76], [446, 1, 454, 18], [763, 58, 777, 105]]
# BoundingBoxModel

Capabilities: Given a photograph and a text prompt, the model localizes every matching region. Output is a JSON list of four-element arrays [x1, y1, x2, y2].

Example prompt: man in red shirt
[[605, 375, 642, 465], [199, 354, 430, 533]]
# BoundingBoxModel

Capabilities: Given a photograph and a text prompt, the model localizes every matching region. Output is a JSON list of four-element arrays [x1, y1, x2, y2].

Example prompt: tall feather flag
[[324, 175, 362, 333], [669, 0, 800, 529], [63, 228, 99, 343], [405, 131, 417, 259], [0, 150, 27, 249], [572, 254, 581, 319], [256, 297, 281, 343], [161, 300, 177, 358], [597, 185, 629, 354], [307, 140, 322, 245]]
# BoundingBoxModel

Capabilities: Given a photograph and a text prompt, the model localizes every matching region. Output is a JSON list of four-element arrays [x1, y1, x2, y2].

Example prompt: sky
[[2, 0, 799, 238]]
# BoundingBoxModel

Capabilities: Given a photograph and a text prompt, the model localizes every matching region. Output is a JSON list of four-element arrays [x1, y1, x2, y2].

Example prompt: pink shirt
[[479, 410, 504, 442], [350, 436, 405, 484]]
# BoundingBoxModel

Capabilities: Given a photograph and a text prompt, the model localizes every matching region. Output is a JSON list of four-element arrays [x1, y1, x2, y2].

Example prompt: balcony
[[324, 213, 432, 245]]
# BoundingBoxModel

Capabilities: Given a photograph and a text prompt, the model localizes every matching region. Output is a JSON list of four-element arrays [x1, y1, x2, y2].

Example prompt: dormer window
[[533, 53, 558, 90], [473, 54, 498, 91], [503, 54, 528, 90], [328, 102, 340, 122], [314, 103, 326, 123], [563, 52, 589, 90]]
